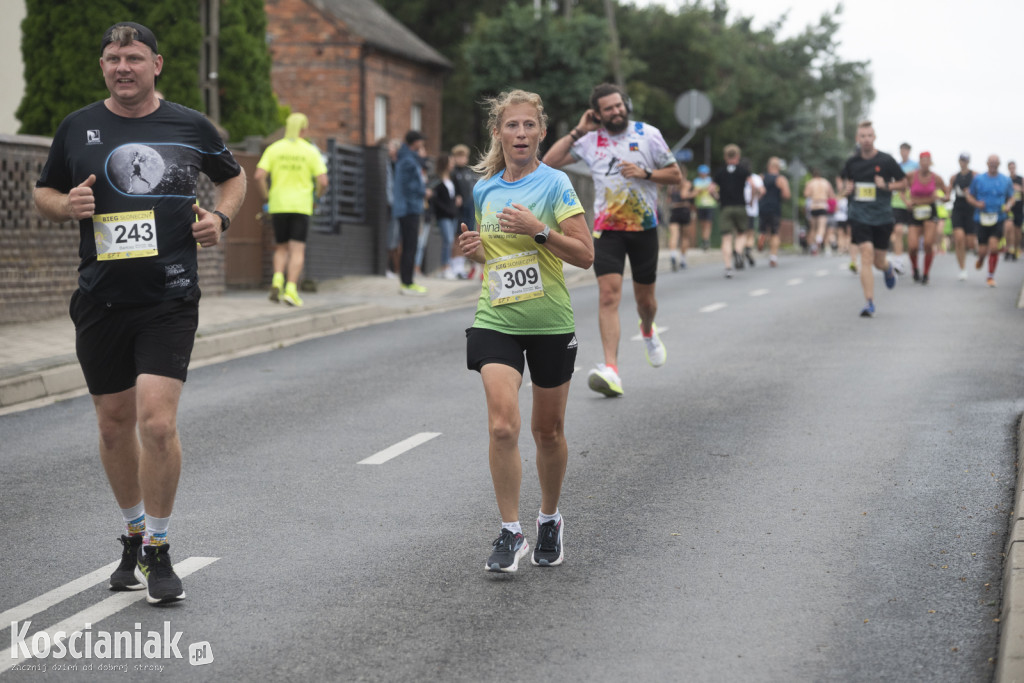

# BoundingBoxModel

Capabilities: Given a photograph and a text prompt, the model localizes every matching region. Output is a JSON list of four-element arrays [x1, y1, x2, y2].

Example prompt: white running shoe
[[640, 321, 666, 367], [587, 364, 623, 398], [958, 269, 968, 281]]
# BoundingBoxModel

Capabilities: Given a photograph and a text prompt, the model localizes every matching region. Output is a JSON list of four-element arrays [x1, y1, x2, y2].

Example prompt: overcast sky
[[629, 0, 1022, 177]]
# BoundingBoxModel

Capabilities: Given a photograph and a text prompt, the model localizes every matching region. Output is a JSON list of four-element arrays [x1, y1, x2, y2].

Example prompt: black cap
[[404, 130, 425, 146], [101, 22, 158, 55]]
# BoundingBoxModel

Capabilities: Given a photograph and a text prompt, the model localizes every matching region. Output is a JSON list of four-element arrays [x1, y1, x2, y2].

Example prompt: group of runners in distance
[[665, 126, 1020, 318], [34, 18, 1021, 586]]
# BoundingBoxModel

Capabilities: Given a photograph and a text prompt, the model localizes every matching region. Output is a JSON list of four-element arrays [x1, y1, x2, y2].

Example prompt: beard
[[603, 114, 629, 134]]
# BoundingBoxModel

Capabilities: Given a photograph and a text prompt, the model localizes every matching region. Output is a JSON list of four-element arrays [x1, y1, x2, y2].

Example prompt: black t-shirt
[[712, 165, 751, 207], [841, 151, 905, 226], [37, 100, 242, 304]]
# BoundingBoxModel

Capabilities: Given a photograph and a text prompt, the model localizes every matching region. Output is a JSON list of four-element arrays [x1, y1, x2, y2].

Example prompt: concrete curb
[[997, 414, 1024, 682]]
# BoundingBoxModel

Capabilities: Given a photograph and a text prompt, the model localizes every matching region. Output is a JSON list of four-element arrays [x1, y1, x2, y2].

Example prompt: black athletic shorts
[[69, 289, 200, 395], [909, 204, 936, 226], [593, 229, 659, 284], [696, 207, 715, 222], [1012, 205, 1023, 228], [892, 208, 912, 225], [978, 221, 1005, 244], [669, 207, 691, 226], [810, 208, 828, 218], [850, 221, 893, 250], [466, 327, 577, 389], [272, 213, 311, 243], [951, 205, 976, 234], [760, 213, 781, 235]]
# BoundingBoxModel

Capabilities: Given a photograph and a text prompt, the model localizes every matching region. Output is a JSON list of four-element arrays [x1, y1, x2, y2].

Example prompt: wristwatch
[[212, 210, 231, 233], [534, 226, 550, 244]]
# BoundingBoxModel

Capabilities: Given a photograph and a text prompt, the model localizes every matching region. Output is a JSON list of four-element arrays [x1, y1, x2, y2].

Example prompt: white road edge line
[[359, 432, 441, 465], [0, 557, 219, 675], [750, 289, 770, 297], [699, 303, 727, 313], [0, 562, 119, 630]]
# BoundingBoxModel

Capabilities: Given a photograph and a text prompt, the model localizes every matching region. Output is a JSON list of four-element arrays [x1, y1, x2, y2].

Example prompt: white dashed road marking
[[815, 269, 830, 277], [699, 303, 728, 313], [787, 278, 803, 286], [359, 432, 441, 465], [750, 289, 770, 297]]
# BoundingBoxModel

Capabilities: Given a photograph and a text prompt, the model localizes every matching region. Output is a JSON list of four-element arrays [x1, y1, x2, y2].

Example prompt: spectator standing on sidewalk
[[430, 152, 461, 279], [394, 130, 429, 295], [255, 112, 328, 307], [33, 21, 245, 604], [451, 144, 479, 279]]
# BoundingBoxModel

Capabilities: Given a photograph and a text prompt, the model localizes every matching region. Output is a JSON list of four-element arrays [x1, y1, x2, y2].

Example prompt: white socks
[[120, 501, 146, 536]]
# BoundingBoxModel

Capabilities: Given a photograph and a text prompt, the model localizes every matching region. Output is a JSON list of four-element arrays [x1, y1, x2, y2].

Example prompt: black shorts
[[593, 229, 659, 285], [465, 327, 577, 389], [696, 207, 715, 222], [70, 289, 199, 395], [1012, 206, 1023, 228], [759, 213, 781, 235], [892, 208, 912, 225], [810, 208, 828, 218], [978, 222, 1005, 244], [850, 221, 893, 250], [669, 207, 691, 226], [951, 205, 976, 234], [272, 213, 311, 243], [909, 204, 936, 226]]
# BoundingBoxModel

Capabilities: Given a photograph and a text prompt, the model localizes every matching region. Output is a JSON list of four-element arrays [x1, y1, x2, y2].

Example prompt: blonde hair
[[472, 90, 548, 180], [723, 143, 741, 159], [857, 120, 873, 129]]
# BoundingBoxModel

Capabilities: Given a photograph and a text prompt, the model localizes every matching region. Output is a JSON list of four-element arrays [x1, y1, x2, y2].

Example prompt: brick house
[[265, 0, 452, 153]]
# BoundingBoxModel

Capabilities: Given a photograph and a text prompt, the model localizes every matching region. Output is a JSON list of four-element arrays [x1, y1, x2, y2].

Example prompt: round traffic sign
[[674, 90, 713, 130]]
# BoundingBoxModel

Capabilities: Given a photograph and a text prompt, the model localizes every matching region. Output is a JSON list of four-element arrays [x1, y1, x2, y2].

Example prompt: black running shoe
[[134, 544, 185, 604], [745, 247, 755, 267], [531, 518, 564, 567], [109, 535, 144, 590], [485, 529, 529, 573]]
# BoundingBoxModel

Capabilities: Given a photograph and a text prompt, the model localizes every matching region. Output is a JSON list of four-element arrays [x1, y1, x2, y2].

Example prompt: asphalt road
[[1, 254, 1022, 682]]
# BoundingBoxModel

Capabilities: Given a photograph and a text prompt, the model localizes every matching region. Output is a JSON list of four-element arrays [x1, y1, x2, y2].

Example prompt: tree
[[218, 0, 279, 141], [463, 4, 609, 151], [17, 0, 278, 141]]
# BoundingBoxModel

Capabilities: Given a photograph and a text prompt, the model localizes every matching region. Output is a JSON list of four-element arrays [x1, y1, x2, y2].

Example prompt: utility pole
[[199, 0, 221, 123], [603, 0, 624, 87]]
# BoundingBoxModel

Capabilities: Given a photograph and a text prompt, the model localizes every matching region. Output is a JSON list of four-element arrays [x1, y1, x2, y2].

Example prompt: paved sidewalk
[[0, 272, 485, 410]]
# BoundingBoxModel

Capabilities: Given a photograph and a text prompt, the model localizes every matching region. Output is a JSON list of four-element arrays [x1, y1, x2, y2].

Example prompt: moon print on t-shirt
[[108, 143, 200, 197]]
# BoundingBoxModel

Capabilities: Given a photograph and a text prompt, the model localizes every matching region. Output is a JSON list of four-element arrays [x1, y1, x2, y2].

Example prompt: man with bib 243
[[33, 22, 245, 604]]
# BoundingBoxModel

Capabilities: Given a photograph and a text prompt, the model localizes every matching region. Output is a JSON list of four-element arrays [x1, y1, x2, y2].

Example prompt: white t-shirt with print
[[570, 121, 676, 232]]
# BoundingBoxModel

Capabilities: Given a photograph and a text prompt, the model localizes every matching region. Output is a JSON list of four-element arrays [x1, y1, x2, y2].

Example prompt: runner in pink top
[[905, 152, 948, 284]]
